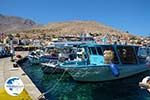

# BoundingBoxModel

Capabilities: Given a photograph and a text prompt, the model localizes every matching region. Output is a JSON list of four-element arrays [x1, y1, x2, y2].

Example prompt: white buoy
[[139, 76, 150, 92]]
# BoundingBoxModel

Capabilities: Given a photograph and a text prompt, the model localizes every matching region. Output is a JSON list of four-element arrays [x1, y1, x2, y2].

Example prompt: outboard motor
[[109, 64, 120, 77]]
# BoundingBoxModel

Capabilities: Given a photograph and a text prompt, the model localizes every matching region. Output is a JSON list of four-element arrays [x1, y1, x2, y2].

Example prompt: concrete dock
[[0, 51, 43, 100]]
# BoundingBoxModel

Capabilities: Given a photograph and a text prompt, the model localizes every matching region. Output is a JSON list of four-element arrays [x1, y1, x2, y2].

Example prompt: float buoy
[[139, 76, 150, 92], [109, 64, 120, 77]]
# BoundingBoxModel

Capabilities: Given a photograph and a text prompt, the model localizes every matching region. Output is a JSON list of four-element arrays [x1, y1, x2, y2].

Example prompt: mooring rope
[[38, 69, 67, 99], [45, 60, 60, 74], [42, 64, 58, 75]]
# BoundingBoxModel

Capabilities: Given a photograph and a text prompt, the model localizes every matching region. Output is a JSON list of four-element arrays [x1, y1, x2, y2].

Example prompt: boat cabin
[[76, 44, 141, 65]]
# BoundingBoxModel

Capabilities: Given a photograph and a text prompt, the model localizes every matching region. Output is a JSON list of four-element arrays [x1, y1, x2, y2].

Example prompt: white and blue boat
[[0, 44, 11, 58], [28, 47, 59, 64], [41, 46, 77, 74], [28, 50, 41, 64], [59, 44, 150, 82]]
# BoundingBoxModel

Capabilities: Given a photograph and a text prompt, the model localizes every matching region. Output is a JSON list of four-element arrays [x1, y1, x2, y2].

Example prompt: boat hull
[[63, 64, 150, 82], [28, 55, 58, 65], [39, 56, 58, 63], [41, 63, 64, 74], [28, 56, 40, 64]]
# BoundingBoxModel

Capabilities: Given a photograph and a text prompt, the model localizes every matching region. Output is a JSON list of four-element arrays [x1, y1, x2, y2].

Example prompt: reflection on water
[[21, 61, 150, 100]]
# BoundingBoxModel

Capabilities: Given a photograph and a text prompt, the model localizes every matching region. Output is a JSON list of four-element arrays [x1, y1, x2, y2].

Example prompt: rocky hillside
[[0, 14, 133, 39], [0, 14, 40, 32], [44, 21, 129, 36], [20, 20, 131, 38]]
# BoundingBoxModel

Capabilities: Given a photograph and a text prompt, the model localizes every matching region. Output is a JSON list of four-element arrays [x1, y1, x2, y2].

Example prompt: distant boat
[[28, 49, 58, 64], [28, 50, 41, 64], [40, 46, 77, 74], [49, 35, 96, 47], [0, 44, 11, 58], [41, 61, 64, 74], [59, 44, 150, 82]]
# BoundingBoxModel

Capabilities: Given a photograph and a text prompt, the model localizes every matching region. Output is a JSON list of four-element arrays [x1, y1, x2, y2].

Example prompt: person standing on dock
[[9, 34, 15, 62], [10, 47, 15, 62]]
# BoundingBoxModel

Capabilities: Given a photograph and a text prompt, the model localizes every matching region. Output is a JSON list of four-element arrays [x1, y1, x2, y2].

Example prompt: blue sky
[[0, 0, 150, 36]]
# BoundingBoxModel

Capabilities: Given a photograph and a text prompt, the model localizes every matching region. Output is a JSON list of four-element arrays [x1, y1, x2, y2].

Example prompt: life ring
[[139, 76, 150, 92]]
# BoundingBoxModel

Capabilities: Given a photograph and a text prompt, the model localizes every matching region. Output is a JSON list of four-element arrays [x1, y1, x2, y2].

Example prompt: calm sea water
[[21, 61, 150, 100]]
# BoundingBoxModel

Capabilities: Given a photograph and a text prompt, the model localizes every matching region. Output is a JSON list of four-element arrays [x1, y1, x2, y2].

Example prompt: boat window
[[0, 47, 2, 51], [148, 48, 150, 56], [77, 48, 83, 52], [101, 45, 119, 64], [88, 47, 97, 55], [85, 38, 94, 41], [96, 47, 103, 55], [30, 52, 36, 56], [117, 46, 137, 64], [88, 47, 92, 54], [146, 47, 150, 56], [134, 46, 139, 55], [77, 54, 83, 59], [77, 47, 87, 59], [138, 47, 147, 58]]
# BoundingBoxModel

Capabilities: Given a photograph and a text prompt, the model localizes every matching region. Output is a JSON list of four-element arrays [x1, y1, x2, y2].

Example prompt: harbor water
[[20, 60, 150, 100]]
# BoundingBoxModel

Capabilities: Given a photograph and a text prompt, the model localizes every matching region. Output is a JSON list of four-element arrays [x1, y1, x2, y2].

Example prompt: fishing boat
[[0, 45, 6, 57], [59, 44, 150, 82], [41, 61, 64, 74], [49, 34, 96, 47], [28, 50, 42, 64], [41, 46, 77, 74], [28, 46, 59, 64], [0, 44, 11, 58]]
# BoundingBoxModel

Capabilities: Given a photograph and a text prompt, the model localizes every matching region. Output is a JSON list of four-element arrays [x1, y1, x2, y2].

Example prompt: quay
[[0, 51, 43, 99]]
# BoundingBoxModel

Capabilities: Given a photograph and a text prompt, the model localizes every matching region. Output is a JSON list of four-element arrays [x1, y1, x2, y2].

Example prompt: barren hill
[[0, 14, 40, 32], [45, 21, 126, 35], [23, 20, 130, 37], [0, 14, 132, 38]]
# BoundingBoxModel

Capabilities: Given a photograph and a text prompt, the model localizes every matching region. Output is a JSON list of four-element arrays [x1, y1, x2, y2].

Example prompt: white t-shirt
[[10, 49, 15, 55]]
